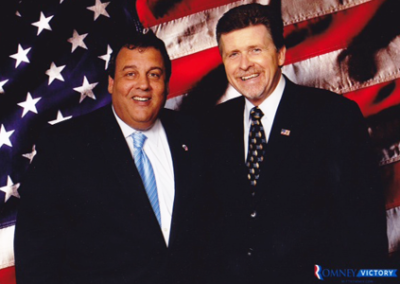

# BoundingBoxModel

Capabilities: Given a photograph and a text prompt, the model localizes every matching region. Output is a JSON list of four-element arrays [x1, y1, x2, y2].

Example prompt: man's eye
[[229, 52, 238, 58], [126, 72, 135, 77], [149, 73, 160, 78], [253, 48, 261, 53]]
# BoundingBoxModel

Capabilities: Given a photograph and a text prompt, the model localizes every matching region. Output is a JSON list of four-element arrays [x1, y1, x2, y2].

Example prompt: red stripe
[[284, 0, 385, 64], [344, 78, 400, 118], [0, 266, 16, 284], [168, 48, 222, 98], [137, 0, 242, 28], [162, 0, 388, 99], [138, 0, 385, 65], [169, 48, 400, 115]]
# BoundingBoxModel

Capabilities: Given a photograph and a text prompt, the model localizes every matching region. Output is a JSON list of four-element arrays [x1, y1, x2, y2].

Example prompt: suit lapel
[[225, 97, 247, 167], [256, 79, 308, 198], [159, 109, 193, 247], [211, 97, 250, 201], [217, 97, 247, 172], [90, 107, 165, 243]]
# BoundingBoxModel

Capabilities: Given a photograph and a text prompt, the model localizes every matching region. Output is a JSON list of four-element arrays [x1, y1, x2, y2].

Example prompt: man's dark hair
[[107, 30, 172, 82], [216, 3, 284, 51]]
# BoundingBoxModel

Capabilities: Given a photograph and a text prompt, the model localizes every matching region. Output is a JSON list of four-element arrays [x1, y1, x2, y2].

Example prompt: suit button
[[247, 248, 253, 256], [250, 211, 257, 218], [251, 192, 255, 197]]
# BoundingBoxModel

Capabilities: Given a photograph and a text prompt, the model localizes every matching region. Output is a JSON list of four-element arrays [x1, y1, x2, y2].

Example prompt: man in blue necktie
[[15, 31, 205, 284]]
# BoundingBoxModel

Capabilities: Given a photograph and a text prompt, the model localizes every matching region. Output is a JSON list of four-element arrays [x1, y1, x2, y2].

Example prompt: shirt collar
[[244, 74, 286, 120], [112, 106, 161, 146]]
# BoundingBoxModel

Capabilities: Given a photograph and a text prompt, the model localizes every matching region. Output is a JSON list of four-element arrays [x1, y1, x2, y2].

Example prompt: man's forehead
[[221, 25, 271, 39], [220, 25, 272, 49], [116, 47, 164, 67], [117, 46, 160, 56]]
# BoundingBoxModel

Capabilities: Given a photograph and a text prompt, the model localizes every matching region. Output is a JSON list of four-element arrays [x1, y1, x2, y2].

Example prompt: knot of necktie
[[132, 132, 147, 150], [250, 107, 264, 121]]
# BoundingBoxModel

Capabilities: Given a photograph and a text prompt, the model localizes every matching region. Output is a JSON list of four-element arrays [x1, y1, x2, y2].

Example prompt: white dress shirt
[[112, 108, 175, 246], [244, 74, 286, 160]]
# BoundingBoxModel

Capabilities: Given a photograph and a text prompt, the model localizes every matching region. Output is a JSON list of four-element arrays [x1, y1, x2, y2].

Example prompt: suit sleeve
[[14, 130, 67, 284], [326, 99, 388, 266]]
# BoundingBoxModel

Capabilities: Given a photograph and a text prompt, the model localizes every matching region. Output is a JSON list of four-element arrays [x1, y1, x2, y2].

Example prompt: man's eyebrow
[[122, 65, 137, 71], [227, 48, 239, 53], [121, 66, 164, 72], [148, 67, 164, 73]]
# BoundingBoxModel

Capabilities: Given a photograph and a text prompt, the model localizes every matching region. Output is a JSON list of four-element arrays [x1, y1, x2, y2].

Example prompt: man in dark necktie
[[14, 31, 204, 284], [202, 3, 389, 283]]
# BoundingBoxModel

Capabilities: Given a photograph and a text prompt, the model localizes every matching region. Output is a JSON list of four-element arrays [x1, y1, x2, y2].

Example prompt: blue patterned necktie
[[246, 107, 267, 186], [132, 132, 161, 226]]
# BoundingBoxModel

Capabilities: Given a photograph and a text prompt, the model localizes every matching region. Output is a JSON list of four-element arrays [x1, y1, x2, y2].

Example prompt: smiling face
[[220, 24, 286, 106], [108, 47, 167, 130]]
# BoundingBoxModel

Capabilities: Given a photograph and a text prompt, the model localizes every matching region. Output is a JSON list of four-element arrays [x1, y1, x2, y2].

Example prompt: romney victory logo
[[315, 265, 397, 280]]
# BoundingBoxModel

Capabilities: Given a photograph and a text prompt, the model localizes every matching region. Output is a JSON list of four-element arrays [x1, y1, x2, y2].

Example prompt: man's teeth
[[133, 97, 150, 101], [241, 74, 259, 81]]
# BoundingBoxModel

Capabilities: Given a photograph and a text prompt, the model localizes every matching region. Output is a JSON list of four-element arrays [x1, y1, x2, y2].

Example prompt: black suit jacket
[[202, 78, 389, 283], [14, 106, 204, 284]]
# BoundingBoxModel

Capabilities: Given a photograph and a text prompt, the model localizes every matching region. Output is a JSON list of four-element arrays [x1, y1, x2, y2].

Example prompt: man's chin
[[242, 91, 267, 104]]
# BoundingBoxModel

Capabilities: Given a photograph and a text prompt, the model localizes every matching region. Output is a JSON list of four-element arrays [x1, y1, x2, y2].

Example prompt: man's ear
[[278, 46, 286, 68], [162, 85, 169, 106], [108, 76, 114, 94]]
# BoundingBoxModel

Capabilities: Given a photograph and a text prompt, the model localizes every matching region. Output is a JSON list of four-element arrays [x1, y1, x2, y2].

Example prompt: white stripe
[[379, 140, 400, 166], [0, 225, 15, 269], [151, 0, 270, 60], [387, 206, 400, 253], [281, 0, 373, 25], [151, 0, 372, 60], [282, 35, 400, 94], [165, 95, 185, 110]]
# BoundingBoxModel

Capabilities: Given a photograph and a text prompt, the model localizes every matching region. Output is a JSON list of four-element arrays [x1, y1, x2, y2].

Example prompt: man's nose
[[136, 74, 150, 91], [239, 54, 253, 70]]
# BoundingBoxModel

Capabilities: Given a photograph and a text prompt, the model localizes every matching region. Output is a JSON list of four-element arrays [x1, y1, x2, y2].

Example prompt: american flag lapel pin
[[280, 129, 291, 136], [182, 144, 189, 151]]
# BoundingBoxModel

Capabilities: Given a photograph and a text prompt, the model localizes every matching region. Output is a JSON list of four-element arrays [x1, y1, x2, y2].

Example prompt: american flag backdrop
[[0, 0, 399, 282]]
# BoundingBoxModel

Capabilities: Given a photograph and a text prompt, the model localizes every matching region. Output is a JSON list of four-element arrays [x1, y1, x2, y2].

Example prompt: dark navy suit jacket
[[202, 78, 389, 283], [15, 105, 205, 284]]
